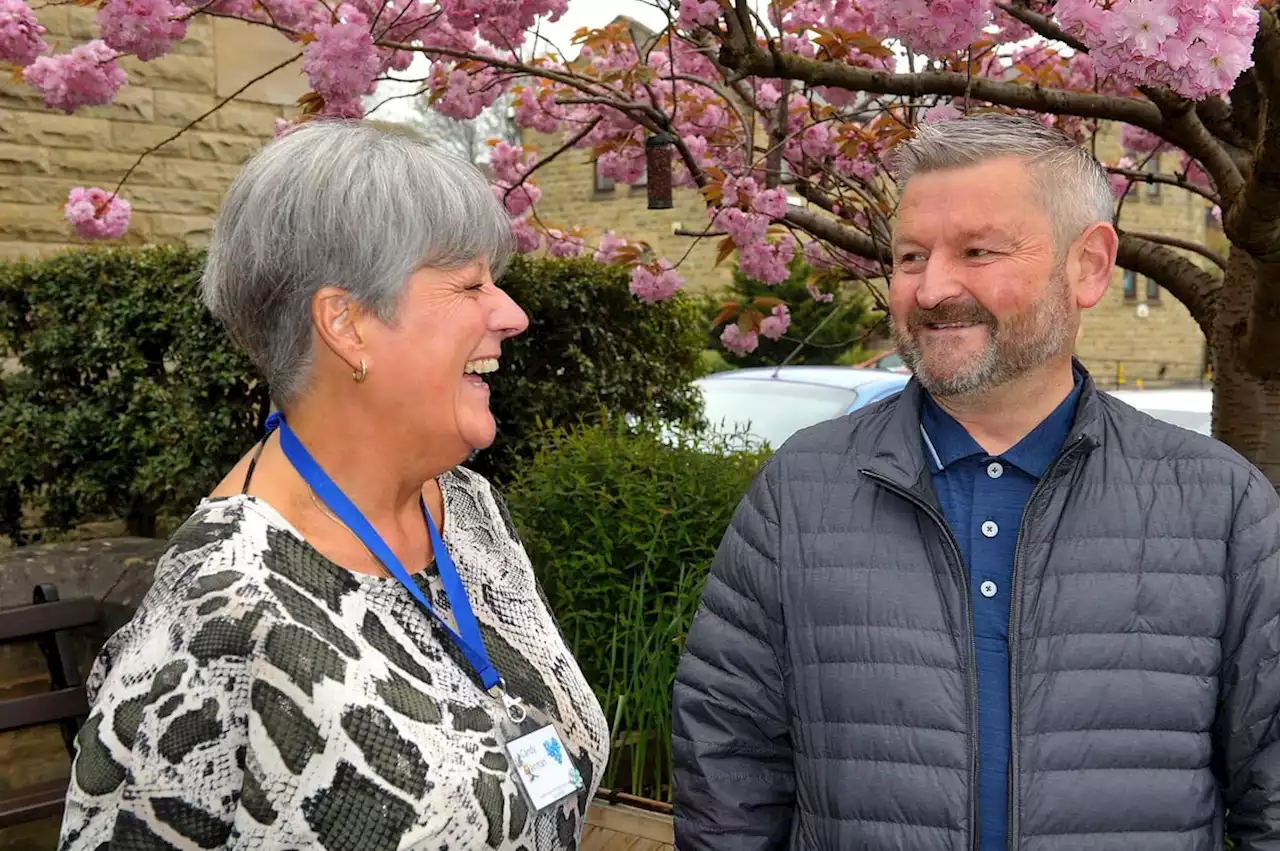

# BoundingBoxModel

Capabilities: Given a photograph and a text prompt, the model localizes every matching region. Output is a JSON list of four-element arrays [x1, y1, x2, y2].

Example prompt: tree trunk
[[1210, 247, 1280, 488]]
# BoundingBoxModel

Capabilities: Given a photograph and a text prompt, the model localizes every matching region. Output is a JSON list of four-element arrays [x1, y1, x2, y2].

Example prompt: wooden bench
[[0, 584, 101, 829]]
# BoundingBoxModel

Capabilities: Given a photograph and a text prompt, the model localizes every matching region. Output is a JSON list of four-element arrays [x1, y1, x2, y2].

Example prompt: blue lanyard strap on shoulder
[[270, 413, 503, 693]]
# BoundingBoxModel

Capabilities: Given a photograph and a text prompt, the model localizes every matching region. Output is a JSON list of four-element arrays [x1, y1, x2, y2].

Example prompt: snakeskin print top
[[57, 467, 610, 851]]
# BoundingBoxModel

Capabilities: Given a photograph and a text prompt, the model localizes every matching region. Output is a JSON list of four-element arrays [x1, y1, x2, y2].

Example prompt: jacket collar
[[861, 358, 1104, 493]]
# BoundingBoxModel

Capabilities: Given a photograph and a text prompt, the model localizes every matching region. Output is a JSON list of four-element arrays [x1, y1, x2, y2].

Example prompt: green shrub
[[0, 248, 706, 542], [503, 419, 769, 800], [473, 255, 705, 481], [0, 245, 268, 541], [706, 255, 879, 368]]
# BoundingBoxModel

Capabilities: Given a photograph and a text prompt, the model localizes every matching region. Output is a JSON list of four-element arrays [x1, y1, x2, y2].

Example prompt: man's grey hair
[[891, 113, 1114, 248], [201, 120, 514, 408]]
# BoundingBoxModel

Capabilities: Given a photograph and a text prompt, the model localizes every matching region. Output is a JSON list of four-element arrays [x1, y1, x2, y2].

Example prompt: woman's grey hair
[[891, 113, 1114, 249], [201, 120, 514, 408]]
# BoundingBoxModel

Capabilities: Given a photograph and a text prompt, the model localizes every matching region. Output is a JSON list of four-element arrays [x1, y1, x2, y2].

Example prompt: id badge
[[504, 723, 585, 811]]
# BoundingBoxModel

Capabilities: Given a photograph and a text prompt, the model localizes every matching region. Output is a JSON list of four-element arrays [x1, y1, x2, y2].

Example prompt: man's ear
[[312, 286, 369, 371], [1071, 222, 1119, 309]]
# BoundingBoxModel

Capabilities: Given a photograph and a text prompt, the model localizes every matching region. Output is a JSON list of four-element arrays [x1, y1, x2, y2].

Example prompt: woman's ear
[[1071, 222, 1120, 309], [312, 286, 368, 370]]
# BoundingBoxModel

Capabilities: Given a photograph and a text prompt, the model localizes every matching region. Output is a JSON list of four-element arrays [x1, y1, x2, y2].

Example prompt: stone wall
[[0, 12, 308, 261]]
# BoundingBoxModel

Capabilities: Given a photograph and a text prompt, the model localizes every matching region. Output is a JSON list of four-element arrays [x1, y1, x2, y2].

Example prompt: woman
[[58, 121, 609, 851]]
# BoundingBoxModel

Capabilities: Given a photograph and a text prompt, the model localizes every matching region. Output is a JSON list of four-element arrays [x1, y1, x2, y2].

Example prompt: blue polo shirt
[[920, 380, 1081, 851]]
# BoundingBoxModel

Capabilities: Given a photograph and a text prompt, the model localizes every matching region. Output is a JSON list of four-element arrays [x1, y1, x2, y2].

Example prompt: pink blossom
[[677, 0, 719, 30], [1108, 155, 1136, 199], [714, 207, 770, 247], [495, 182, 541, 216], [510, 216, 540, 254], [756, 81, 781, 110], [0, 0, 47, 67], [594, 231, 630, 264], [1055, 0, 1258, 98], [545, 229, 584, 258], [302, 6, 379, 107], [720, 175, 757, 209], [806, 282, 835, 303], [720, 324, 759, 356], [64, 186, 131, 240], [923, 104, 962, 123], [739, 240, 795, 285], [98, 0, 188, 61], [759, 304, 791, 341], [23, 41, 128, 113], [1120, 124, 1167, 156], [317, 94, 366, 119], [630, 260, 684, 302], [751, 187, 789, 220], [512, 90, 565, 133], [261, 0, 327, 33], [596, 147, 646, 184], [799, 123, 835, 161], [866, 0, 990, 57], [489, 140, 534, 184]]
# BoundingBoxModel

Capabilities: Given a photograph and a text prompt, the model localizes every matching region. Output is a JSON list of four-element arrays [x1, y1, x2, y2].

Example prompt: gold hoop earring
[[352, 359, 368, 383]]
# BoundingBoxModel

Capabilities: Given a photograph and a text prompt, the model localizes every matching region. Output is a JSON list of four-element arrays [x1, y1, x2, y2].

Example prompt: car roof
[[700, 365, 911, 392], [1106, 387, 1211, 413]]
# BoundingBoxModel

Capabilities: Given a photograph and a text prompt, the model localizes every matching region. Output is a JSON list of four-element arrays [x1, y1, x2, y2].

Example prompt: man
[[671, 113, 1280, 850]]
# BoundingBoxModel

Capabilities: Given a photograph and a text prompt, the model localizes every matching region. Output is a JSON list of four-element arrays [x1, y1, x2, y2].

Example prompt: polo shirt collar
[[920, 370, 1084, 479]]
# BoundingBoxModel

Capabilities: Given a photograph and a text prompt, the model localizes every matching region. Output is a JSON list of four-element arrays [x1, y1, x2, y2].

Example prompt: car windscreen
[[699, 379, 859, 449]]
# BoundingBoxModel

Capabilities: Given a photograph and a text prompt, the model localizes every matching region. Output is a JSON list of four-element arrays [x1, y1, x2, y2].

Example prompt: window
[[593, 159, 615, 194], [1145, 275, 1161, 302], [1122, 269, 1137, 300]]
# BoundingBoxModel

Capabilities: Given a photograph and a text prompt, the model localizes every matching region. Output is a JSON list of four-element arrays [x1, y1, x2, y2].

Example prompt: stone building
[[530, 118, 1214, 386], [0, 9, 307, 262]]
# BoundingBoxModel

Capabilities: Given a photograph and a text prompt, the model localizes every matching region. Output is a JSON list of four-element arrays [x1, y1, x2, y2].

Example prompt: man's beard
[[892, 268, 1074, 399]]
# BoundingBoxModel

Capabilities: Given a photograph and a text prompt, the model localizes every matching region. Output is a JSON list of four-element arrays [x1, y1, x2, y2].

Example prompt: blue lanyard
[[265, 412, 504, 693]]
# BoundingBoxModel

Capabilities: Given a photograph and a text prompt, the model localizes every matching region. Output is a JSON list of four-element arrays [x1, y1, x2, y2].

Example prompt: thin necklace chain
[[307, 486, 390, 578]]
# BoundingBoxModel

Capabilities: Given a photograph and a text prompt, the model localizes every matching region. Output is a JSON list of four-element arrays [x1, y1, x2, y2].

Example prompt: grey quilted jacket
[[671, 372, 1280, 851]]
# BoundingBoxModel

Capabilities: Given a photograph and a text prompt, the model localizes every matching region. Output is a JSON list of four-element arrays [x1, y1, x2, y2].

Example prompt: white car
[[1106, 387, 1212, 436]]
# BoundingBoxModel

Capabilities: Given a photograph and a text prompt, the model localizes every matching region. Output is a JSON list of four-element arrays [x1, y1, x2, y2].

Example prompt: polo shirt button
[[980, 580, 998, 598], [981, 520, 999, 538], [986, 461, 1003, 479]]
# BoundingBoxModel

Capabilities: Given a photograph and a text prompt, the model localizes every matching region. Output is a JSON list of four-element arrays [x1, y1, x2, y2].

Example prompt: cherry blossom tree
[[3, 0, 1280, 478]]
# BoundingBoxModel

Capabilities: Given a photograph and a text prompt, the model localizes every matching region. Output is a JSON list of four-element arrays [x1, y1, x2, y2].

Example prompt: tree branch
[[502, 116, 600, 207], [1115, 232, 1221, 337], [995, 2, 1086, 51], [1195, 95, 1254, 159], [1139, 86, 1245, 201], [719, 44, 1166, 131], [1120, 229, 1227, 270], [1104, 165, 1220, 206], [782, 207, 890, 265]]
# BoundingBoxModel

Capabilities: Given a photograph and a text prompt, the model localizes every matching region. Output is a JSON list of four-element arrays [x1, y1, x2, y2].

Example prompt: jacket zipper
[[861, 469, 981, 851], [1006, 435, 1089, 851]]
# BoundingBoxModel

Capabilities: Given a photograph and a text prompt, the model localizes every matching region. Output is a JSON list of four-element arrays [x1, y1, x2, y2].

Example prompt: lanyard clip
[[488, 682, 526, 724]]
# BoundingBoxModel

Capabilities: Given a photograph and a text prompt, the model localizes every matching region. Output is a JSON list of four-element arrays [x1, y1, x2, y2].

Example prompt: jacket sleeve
[[671, 458, 794, 851], [1217, 468, 1280, 847]]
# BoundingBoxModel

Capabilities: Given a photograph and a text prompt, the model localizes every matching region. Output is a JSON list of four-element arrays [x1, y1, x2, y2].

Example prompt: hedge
[[0, 247, 705, 541]]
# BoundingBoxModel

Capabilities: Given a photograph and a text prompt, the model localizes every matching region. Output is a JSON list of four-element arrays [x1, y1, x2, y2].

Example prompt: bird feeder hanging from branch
[[645, 131, 675, 210]]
